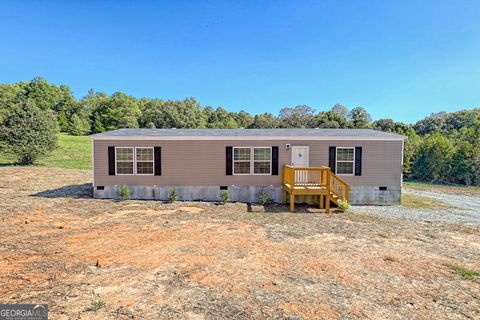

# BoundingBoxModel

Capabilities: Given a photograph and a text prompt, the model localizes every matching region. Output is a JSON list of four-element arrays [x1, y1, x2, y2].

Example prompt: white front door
[[291, 146, 309, 167]]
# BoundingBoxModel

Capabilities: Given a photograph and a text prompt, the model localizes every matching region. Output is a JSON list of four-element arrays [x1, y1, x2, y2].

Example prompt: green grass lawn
[[0, 134, 92, 170], [404, 179, 480, 196]]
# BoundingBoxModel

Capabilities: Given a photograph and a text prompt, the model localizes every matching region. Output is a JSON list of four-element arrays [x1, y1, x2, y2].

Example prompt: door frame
[[290, 146, 310, 167]]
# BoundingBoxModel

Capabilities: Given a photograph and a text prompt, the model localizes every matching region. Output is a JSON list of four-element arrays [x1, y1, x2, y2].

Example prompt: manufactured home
[[91, 128, 406, 211]]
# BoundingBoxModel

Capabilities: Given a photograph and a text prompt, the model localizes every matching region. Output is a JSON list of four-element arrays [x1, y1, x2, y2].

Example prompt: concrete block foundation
[[94, 184, 401, 205], [349, 186, 401, 205], [94, 185, 283, 203]]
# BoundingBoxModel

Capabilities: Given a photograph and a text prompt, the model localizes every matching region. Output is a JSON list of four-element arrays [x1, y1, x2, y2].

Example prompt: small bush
[[220, 190, 230, 204], [168, 187, 178, 202], [258, 192, 270, 205], [337, 199, 350, 212], [118, 185, 130, 200], [83, 300, 106, 312]]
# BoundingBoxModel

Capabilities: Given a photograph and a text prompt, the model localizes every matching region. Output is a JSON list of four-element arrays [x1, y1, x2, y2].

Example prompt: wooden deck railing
[[329, 172, 350, 202], [283, 166, 330, 188], [283, 165, 350, 202]]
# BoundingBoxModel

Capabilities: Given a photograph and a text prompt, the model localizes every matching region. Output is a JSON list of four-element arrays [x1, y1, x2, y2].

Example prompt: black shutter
[[355, 147, 362, 176], [108, 146, 115, 175], [271, 146, 279, 175], [328, 147, 336, 173], [154, 147, 161, 176], [226, 146, 233, 175]]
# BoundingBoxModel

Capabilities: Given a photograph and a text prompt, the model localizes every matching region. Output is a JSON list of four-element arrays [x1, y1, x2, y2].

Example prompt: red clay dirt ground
[[0, 166, 479, 319]]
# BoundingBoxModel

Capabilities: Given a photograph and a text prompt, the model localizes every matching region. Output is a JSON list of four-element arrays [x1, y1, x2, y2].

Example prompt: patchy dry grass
[[1, 166, 479, 319], [401, 193, 451, 209], [404, 180, 480, 196], [449, 265, 480, 280], [83, 300, 106, 312]]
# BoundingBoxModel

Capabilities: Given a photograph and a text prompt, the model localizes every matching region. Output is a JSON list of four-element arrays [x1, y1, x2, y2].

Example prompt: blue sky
[[1, 1, 479, 123]]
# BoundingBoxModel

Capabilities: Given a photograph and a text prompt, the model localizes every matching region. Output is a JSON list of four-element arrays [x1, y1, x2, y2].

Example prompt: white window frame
[[233, 147, 253, 176], [135, 147, 154, 176], [115, 147, 134, 176], [233, 147, 272, 176], [335, 147, 355, 176], [253, 147, 272, 175]]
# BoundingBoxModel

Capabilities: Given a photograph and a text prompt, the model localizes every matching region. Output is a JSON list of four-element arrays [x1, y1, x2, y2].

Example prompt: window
[[233, 147, 251, 174], [136, 147, 154, 175], [116, 147, 134, 175], [115, 147, 154, 175], [253, 147, 271, 174], [233, 147, 271, 175], [336, 147, 354, 175]]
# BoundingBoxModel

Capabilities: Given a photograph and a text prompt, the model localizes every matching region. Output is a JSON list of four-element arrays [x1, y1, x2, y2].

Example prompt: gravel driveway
[[353, 187, 480, 225]]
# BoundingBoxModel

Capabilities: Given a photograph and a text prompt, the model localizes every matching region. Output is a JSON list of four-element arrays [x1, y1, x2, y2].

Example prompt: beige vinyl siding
[[93, 139, 403, 188]]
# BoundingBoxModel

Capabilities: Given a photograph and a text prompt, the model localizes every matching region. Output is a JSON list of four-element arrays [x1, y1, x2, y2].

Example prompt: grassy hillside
[[0, 134, 92, 170]]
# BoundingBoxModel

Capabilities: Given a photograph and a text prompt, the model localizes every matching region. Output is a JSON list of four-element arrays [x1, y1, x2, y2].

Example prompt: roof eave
[[92, 135, 406, 141]]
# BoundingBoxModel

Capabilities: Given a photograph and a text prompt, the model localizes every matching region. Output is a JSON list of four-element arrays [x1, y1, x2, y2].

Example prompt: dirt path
[[0, 167, 479, 319]]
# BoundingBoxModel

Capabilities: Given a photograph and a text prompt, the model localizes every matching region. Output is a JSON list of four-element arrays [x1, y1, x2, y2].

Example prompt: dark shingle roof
[[92, 128, 406, 140]]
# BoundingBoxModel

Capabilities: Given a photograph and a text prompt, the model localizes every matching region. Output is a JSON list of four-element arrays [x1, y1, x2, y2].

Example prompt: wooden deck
[[282, 166, 350, 213]]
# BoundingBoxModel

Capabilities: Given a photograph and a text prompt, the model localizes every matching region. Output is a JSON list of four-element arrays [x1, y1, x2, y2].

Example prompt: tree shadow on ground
[[31, 183, 93, 199], [0, 163, 16, 167]]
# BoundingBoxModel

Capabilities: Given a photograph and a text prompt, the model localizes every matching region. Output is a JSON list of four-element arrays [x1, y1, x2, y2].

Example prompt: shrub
[[220, 190, 230, 204], [118, 185, 130, 200], [168, 187, 178, 202], [0, 100, 57, 165], [258, 191, 270, 205], [337, 199, 350, 212]]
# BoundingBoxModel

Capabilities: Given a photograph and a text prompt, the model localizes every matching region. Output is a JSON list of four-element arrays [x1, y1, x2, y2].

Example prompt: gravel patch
[[353, 187, 480, 225]]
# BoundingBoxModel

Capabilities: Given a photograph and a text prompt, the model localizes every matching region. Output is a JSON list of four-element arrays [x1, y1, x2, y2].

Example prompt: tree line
[[1, 77, 479, 185]]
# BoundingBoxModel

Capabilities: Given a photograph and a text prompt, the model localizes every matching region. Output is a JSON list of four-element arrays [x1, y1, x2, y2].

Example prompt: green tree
[[451, 141, 473, 184], [235, 110, 254, 128], [279, 105, 314, 128], [413, 133, 454, 182], [310, 111, 346, 128], [413, 112, 448, 135], [23, 77, 75, 131], [92, 92, 140, 130], [403, 129, 421, 174], [205, 107, 239, 128], [0, 100, 57, 164], [250, 113, 280, 128], [0, 83, 25, 125], [372, 118, 396, 132], [92, 118, 106, 133], [347, 106, 372, 128], [471, 146, 480, 186], [414, 109, 480, 135], [141, 98, 207, 129], [68, 114, 91, 135], [330, 103, 349, 118]]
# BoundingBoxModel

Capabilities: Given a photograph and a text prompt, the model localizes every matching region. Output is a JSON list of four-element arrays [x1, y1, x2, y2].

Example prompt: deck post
[[289, 192, 295, 213], [325, 170, 331, 214], [325, 193, 330, 214]]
